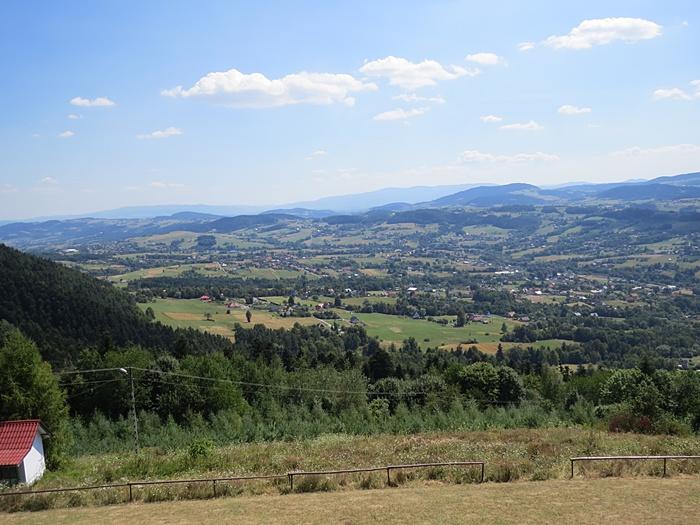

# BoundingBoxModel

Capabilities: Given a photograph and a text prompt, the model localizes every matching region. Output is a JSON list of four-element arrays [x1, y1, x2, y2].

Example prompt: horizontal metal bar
[[0, 483, 130, 497], [387, 461, 484, 469], [290, 467, 387, 476], [571, 456, 700, 461]]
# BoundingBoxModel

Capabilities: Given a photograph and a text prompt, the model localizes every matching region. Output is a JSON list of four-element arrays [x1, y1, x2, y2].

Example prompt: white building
[[0, 420, 48, 485]]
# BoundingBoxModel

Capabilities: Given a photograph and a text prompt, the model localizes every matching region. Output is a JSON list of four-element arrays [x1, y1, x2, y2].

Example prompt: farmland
[[139, 297, 550, 350]]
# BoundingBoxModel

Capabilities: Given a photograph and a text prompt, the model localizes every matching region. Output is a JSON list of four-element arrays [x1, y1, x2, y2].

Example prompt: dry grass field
[[4, 477, 699, 525]]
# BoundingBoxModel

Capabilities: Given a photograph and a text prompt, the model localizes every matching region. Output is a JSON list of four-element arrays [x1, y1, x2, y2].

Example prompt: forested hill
[[0, 244, 232, 364]]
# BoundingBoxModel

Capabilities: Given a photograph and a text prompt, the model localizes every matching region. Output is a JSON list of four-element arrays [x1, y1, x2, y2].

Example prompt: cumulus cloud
[[500, 120, 543, 130], [359, 56, 477, 90], [558, 104, 592, 115], [40, 177, 58, 185], [305, 149, 328, 160], [544, 17, 662, 50], [70, 96, 115, 107], [465, 52, 504, 65], [480, 115, 503, 123], [373, 107, 429, 121], [67, 114, 82, 120], [610, 143, 700, 157], [392, 93, 445, 104], [58, 131, 75, 138], [653, 88, 692, 100], [460, 150, 559, 163], [137, 127, 183, 140], [517, 42, 535, 52], [162, 68, 376, 107], [653, 80, 700, 101]]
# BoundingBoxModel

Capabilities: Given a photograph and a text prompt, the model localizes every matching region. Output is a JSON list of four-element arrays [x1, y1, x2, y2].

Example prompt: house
[[0, 420, 48, 485]]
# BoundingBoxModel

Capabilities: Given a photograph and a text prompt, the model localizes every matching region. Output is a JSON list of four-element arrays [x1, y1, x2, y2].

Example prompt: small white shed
[[0, 420, 48, 486]]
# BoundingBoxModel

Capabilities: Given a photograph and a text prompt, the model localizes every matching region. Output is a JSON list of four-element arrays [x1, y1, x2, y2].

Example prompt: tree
[[245, 309, 252, 323], [500, 322, 508, 334], [334, 296, 342, 307], [0, 323, 71, 467], [145, 307, 155, 320], [455, 308, 466, 327], [365, 348, 394, 381], [495, 343, 505, 364], [288, 296, 295, 307]]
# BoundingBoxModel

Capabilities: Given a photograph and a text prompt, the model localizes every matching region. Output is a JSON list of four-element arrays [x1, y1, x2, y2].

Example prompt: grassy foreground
[[4, 477, 700, 524], [2, 427, 699, 513]]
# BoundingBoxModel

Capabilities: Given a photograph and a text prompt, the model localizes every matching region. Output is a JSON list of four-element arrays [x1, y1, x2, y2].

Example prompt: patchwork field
[[139, 297, 571, 350]]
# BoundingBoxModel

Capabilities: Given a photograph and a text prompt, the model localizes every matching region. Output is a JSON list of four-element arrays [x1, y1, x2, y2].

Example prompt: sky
[[0, 0, 699, 219]]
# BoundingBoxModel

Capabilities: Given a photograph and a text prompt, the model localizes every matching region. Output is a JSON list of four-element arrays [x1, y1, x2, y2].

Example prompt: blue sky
[[1, 0, 698, 219]]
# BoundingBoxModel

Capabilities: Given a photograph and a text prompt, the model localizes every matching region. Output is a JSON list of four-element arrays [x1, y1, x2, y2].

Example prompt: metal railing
[[287, 460, 485, 490], [0, 460, 485, 504], [570, 455, 700, 478]]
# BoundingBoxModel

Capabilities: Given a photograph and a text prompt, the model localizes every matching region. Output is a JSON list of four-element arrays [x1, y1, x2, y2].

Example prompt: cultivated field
[[4, 478, 700, 524], [139, 297, 554, 350]]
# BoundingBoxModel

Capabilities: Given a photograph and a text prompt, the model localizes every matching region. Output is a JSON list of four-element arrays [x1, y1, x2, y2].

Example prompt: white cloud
[[40, 177, 58, 185], [0, 184, 18, 194], [480, 115, 503, 123], [137, 127, 183, 140], [610, 143, 700, 157], [392, 93, 445, 104], [460, 150, 559, 163], [653, 80, 700, 100], [162, 69, 376, 107], [558, 104, 592, 115], [517, 42, 535, 52], [149, 181, 186, 189], [305, 149, 328, 160], [58, 131, 75, 138], [67, 114, 82, 120], [359, 56, 477, 90], [544, 17, 662, 50], [70, 96, 115, 107], [373, 107, 429, 121], [653, 87, 691, 100], [500, 120, 543, 131], [465, 52, 504, 65]]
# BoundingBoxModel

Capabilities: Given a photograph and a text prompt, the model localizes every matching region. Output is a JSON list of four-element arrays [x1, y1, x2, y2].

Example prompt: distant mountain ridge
[[1, 171, 698, 247]]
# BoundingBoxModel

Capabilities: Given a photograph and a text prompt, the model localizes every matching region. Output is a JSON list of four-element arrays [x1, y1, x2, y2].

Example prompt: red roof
[[0, 420, 45, 467]]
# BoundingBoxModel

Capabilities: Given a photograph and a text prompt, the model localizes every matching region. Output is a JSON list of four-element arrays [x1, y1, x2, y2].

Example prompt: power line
[[56, 366, 519, 405]]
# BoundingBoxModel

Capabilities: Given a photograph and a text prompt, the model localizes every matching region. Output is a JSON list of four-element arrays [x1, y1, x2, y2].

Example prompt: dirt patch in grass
[[164, 312, 204, 321]]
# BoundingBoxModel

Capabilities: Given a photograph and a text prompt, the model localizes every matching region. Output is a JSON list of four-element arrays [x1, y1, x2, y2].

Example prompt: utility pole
[[121, 367, 140, 454], [57, 366, 140, 454]]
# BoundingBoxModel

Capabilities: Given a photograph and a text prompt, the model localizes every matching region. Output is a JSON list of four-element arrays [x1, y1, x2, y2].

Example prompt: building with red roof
[[0, 420, 48, 485]]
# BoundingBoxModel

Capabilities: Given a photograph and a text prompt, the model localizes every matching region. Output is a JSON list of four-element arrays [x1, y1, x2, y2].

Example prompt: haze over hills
[[1, 171, 699, 249]]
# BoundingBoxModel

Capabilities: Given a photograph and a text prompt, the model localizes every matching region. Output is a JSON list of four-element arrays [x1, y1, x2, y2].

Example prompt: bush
[[188, 437, 214, 460]]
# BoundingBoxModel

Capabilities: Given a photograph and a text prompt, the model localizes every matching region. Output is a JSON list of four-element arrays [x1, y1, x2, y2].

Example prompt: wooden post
[[386, 467, 391, 485], [480, 463, 485, 483], [213, 479, 217, 497], [288, 473, 294, 492], [663, 458, 667, 478], [570, 460, 574, 479], [128, 483, 133, 502]]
